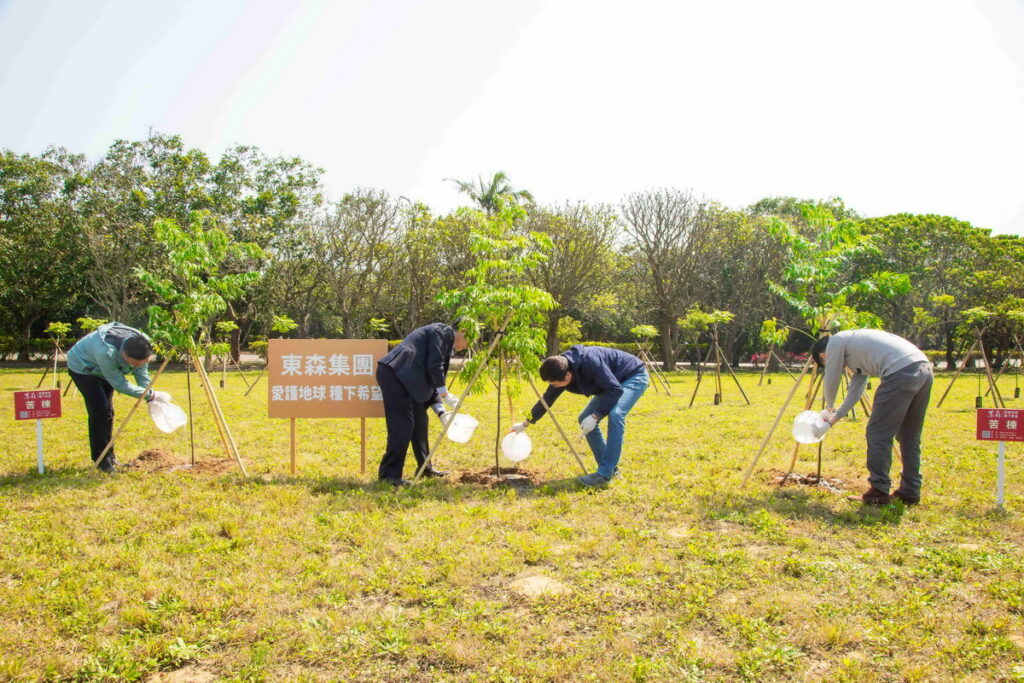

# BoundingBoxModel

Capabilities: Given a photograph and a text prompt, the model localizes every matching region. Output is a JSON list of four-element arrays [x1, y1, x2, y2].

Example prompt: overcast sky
[[2, 0, 1023, 235]]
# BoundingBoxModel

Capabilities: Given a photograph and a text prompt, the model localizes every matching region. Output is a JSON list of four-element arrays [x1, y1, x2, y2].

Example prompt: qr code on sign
[[982, 431, 992, 439]]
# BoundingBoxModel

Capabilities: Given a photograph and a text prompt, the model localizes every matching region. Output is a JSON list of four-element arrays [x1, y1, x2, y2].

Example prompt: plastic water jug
[[792, 410, 829, 444], [444, 413, 478, 443], [148, 400, 188, 433], [500, 432, 532, 462]]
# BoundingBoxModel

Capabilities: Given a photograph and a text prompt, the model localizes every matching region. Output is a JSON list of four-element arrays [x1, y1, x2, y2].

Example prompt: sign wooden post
[[360, 418, 367, 474], [14, 390, 62, 474], [977, 408, 1023, 509], [290, 418, 297, 474], [267, 339, 387, 473]]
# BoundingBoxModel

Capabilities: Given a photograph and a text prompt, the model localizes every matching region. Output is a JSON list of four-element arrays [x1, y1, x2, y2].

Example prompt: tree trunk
[[545, 311, 560, 356], [17, 315, 41, 362], [230, 325, 241, 363], [658, 319, 676, 371], [944, 323, 955, 370]]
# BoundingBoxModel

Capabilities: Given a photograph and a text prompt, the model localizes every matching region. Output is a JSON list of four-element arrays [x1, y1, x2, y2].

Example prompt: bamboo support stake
[[638, 343, 673, 394], [786, 369, 822, 473], [758, 343, 774, 386], [984, 336, 1024, 396], [243, 372, 263, 397], [93, 357, 171, 469], [773, 350, 798, 381], [414, 313, 515, 481], [231, 357, 252, 389], [688, 342, 717, 407], [193, 355, 249, 476], [189, 355, 232, 463], [936, 337, 980, 408], [718, 340, 751, 405], [976, 333, 1005, 408], [528, 377, 589, 475], [740, 356, 816, 486]]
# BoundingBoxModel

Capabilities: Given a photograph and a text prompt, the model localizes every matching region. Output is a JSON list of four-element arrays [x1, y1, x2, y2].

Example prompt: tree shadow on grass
[[0, 465, 110, 492], [701, 487, 909, 528]]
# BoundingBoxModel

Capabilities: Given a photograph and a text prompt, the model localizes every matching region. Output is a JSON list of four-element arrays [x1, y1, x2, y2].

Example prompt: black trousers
[[376, 364, 431, 480], [69, 370, 116, 463]]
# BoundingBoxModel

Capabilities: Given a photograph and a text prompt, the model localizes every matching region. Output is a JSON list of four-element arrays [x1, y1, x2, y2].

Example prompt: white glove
[[149, 390, 172, 404], [820, 409, 836, 425], [431, 403, 446, 416], [810, 420, 832, 440], [579, 414, 599, 436], [441, 393, 459, 410], [509, 421, 529, 434]]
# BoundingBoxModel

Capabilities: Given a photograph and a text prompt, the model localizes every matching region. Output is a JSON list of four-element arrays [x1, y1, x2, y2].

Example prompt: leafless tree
[[620, 189, 713, 369]]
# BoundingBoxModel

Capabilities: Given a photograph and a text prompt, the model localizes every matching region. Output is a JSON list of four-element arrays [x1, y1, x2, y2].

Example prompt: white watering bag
[[444, 413, 479, 443], [792, 410, 829, 444], [500, 431, 532, 462], [148, 400, 188, 433]]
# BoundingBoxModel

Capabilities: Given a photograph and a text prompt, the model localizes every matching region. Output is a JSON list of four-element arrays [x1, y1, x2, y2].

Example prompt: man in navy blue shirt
[[511, 345, 649, 487], [376, 321, 469, 486]]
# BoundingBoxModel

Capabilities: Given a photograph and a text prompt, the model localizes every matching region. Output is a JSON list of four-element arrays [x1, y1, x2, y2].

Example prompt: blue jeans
[[579, 371, 649, 478]]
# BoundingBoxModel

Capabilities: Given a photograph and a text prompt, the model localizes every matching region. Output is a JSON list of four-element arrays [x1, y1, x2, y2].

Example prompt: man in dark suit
[[376, 321, 469, 485]]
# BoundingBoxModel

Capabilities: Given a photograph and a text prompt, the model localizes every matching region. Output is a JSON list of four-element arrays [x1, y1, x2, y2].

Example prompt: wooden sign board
[[267, 339, 388, 419]]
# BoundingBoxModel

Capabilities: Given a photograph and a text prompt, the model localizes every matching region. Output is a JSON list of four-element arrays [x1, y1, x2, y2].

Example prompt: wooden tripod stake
[[636, 340, 673, 395], [984, 335, 1024, 399], [758, 343, 797, 386], [689, 327, 750, 407], [936, 328, 1004, 409]]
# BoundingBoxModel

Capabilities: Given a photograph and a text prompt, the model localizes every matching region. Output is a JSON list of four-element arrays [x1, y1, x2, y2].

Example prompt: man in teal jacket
[[67, 322, 170, 471]]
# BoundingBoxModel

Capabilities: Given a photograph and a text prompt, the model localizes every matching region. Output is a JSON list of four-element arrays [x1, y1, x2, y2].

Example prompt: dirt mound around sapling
[[765, 468, 849, 493], [456, 466, 545, 488], [130, 449, 236, 475]]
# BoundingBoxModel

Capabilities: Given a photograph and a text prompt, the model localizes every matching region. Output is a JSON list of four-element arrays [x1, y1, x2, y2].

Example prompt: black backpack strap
[[103, 323, 138, 350]]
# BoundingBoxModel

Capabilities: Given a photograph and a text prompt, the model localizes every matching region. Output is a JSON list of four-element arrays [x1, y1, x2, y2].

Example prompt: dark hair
[[122, 335, 153, 361], [810, 336, 829, 368], [539, 355, 570, 382]]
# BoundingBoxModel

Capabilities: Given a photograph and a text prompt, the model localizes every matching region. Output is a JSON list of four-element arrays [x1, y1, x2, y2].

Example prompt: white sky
[[2, 0, 1023, 235]]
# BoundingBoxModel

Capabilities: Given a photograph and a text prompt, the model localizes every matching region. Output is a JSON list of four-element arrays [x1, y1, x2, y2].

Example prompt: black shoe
[[421, 467, 448, 478], [379, 477, 412, 487], [95, 455, 117, 473], [891, 490, 920, 505]]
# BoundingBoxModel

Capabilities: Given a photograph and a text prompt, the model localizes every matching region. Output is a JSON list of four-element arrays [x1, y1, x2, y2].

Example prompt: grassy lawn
[[1, 366, 1023, 682]]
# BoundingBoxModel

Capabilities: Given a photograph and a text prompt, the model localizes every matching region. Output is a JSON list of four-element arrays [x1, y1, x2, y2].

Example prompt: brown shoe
[[847, 487, 891, 505], [891, 490, 919, 505]]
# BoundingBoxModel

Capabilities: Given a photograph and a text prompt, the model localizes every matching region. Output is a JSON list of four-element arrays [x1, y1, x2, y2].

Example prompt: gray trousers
[[865, 361, 933, 497]]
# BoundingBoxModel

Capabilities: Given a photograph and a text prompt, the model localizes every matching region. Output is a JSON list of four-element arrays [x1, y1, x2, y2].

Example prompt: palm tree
[[447, 171, 534, 214]]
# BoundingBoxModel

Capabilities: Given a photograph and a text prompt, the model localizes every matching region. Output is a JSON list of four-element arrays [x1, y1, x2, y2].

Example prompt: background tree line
[[2, 133, 1022, 367]]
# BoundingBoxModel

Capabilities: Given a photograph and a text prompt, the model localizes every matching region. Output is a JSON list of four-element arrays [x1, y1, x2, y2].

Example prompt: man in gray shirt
[[811, 329, 933, 505]]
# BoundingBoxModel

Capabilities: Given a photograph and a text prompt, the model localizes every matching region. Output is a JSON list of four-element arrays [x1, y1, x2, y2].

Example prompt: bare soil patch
[[765, 468, 850, 493], [455, 466, 545, 488], [129, 448, 236, 475]]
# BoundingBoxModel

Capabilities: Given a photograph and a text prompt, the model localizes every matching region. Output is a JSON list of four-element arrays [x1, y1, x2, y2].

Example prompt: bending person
[[511, 345, 649, 488], [812, 329, 933, 505], [66, 322, 170, 472], [376, 321, 469, 486]]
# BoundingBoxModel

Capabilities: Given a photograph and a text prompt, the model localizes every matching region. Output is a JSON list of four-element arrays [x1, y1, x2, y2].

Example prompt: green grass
[[1, 367, 1023, 682]]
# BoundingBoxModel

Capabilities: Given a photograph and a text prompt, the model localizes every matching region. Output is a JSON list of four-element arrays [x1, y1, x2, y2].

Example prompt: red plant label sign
[[976, 409, 1024, 442], [268, 339, 388, 419], [14, 390, 62, 420]]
